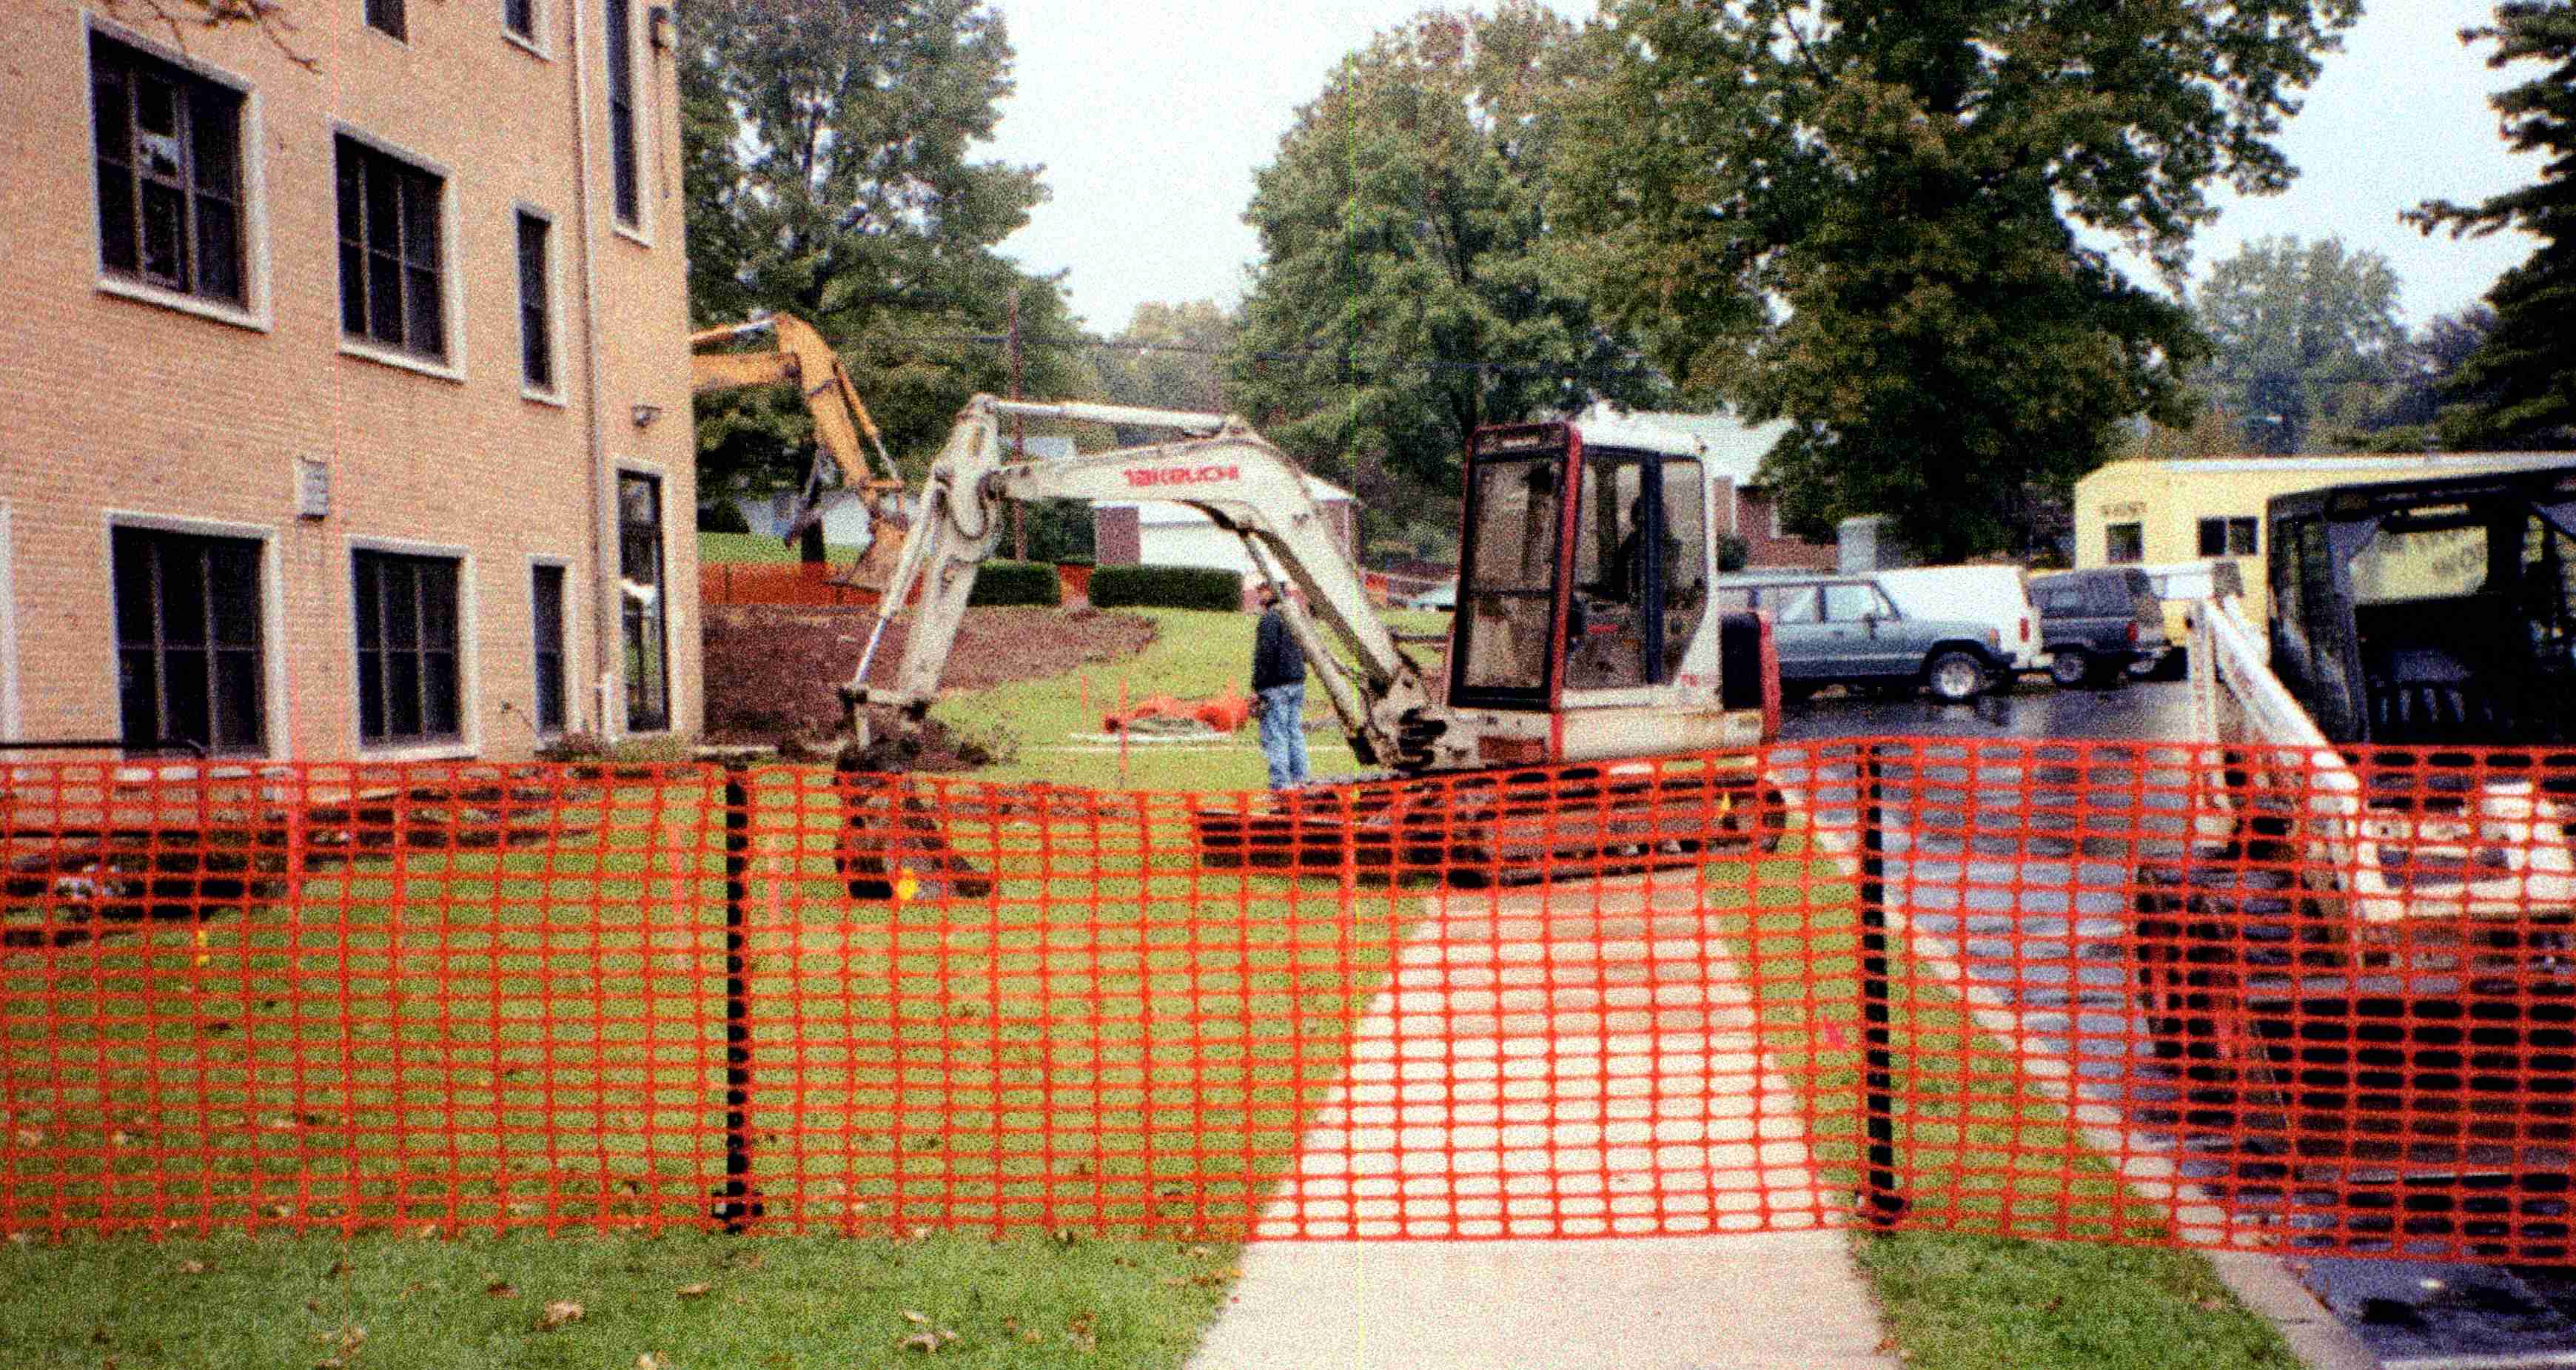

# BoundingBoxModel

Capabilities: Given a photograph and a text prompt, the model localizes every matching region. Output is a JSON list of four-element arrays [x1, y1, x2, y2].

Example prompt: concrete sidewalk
[[1191, 1231, 1892, 1370], [1190, 870, 1895, 1369]]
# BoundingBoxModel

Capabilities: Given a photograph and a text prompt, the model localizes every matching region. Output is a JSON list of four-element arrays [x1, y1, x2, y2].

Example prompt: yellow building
[[2073, 454, 2576, 627]]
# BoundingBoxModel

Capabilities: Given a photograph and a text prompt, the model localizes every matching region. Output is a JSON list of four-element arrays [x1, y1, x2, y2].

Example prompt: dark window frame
[[352, 548, 466, 749], [514, 209, 555, 392], [111, 526, 267, 757], [503, 0, 537, 42], [364, 0, 406, 40], [2197, 515, 2260, 557], [90, 31, 248, 307], [335, 133, 448, 362], [618, 472, 671, 731], [530, 563, 568, 736], [604, 0, 640, 226], [2105, 521, 2144, 564]]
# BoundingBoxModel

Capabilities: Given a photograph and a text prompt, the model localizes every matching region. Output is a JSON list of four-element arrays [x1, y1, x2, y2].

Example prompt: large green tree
[[680, 0, 1085, 502], [1553, 0, 2359, 558], [1233, 3, 1661, 532], [2194, 235, 2402, 453], [2406, 1, 2576, 450], [1095, 300, 1240, 428]]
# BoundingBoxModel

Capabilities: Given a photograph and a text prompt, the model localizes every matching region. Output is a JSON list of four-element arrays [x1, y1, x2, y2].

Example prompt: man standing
[[1250, 583, 1310, 789]]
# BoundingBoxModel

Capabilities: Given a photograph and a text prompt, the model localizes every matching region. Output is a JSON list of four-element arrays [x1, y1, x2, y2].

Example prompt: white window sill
[[522, 384, 568, 408], [340, 338, 465, 383], [96, 275, 269, 332], [112, 760, 269, 783], [611, 222, 652, 249], [358, 739, 478, 762], [503, 29, 549, 58]]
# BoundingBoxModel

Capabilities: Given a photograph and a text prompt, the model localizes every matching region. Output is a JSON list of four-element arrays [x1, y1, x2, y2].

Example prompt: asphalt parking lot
[[1782, 676, 2576, 1370]]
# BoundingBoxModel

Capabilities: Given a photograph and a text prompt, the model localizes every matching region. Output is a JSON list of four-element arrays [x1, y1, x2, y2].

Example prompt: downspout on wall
[[566, 0, 621, 741]]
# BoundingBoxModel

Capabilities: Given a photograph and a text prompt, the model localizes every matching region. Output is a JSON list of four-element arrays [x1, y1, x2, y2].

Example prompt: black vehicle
[[2026, 567, 2166, 687], [2132, 463, 2576, 1244], [2267, 463, 2576, 745]]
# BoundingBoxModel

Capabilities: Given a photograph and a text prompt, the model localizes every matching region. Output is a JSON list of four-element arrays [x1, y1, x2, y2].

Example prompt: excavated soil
[[702, 603, 1159, 766]]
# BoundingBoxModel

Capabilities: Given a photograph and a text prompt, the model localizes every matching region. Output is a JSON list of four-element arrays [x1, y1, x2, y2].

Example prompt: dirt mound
[[703, 604, 1159, 764]]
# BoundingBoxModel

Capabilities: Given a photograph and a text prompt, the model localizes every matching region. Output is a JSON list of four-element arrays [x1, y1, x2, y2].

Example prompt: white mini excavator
[[839, 394, 1785, 883]]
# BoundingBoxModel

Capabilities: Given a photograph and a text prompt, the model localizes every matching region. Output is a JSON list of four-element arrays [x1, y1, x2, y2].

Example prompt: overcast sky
[[978, 1, 2544, 339]]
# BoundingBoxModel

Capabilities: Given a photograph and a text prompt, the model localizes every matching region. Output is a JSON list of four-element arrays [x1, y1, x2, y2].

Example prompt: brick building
[[0, 0, 698, 760]]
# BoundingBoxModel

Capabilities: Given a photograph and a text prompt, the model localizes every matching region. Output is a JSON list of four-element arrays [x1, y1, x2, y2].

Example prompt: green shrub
[[968, 559, 1064, 607], [1088, 565, 1244, 611]]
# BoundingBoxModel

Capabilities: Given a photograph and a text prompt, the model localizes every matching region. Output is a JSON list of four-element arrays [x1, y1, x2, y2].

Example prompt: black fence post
[[1857, 739, 1908, 1227], [712, 762, 762, 1232]]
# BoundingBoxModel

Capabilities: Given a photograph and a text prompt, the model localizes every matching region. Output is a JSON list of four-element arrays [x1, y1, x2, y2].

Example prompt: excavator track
[[1190, 761, 1786, 885]]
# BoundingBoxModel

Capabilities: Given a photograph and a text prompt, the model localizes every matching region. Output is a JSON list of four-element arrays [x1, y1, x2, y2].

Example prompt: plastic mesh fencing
[[3, 739, 2573, 1263]]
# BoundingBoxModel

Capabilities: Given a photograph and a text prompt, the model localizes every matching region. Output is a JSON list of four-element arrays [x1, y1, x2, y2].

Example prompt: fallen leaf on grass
[[637, 1355, 663, 1370], [901, 1310, 929, 1326], [675, 1283, 713, 1298], [326, 1260, 352, 1280], [485, 1280, 517, 1298], [178, 1258, 208, 1275], [534, 1300, 586, 1332]]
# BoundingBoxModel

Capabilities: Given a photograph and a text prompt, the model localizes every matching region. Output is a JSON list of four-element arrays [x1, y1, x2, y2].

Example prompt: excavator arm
[[689, 315, 908, 577], [841, 395, 1458, 770]]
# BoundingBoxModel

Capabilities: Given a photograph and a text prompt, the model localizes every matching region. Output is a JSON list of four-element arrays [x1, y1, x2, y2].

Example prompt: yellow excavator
[[688, 313, 908, 589]]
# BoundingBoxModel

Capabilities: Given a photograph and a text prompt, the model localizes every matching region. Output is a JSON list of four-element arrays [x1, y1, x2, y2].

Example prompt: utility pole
[[1007, 287, 1028, 562]]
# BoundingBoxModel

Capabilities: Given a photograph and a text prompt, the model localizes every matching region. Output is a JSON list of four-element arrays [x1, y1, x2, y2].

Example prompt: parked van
[[2027, 568, 2167, 685], [1711, 570, 2013, 702], [1874, 565, 2048, 677]]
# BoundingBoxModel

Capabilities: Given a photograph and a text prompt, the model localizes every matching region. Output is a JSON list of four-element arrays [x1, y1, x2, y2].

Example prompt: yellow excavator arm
[[689, 314, 908, 581]]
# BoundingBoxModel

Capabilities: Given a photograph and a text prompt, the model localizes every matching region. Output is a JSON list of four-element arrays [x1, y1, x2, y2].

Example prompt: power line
[[848, 330, 1662, 383]]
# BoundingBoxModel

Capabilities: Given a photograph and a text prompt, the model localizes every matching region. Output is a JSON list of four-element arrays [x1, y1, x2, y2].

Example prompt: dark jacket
[[1252, 607, 1307, 691]]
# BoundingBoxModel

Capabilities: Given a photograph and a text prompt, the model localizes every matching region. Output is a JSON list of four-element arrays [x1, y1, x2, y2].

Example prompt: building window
[[605, 0, 640, 226], [2198, 516, 2258, 557], [353, 550, 463, 747], [90, 33, 246, 306], [336, 135, 446, 361], [365, 0, 406, 40], [516, 211, 554, 391], [503, 0, 535, 41], [619, 474, 669, 730], [531, 564, 566, 735], [112, 528, 265, 756], [2106, 522, 2144, 564]]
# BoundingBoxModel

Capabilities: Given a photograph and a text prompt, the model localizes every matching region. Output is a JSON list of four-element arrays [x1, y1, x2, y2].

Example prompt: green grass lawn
[[0, 1228, 1233, 1369], [699, 531, 869, 565], [936, 605, 1453, 792]]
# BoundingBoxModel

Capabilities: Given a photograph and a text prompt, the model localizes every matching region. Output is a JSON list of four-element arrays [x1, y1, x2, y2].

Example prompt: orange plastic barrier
[[701, 561, 877, 607], [3, 741, 2574, 1261]]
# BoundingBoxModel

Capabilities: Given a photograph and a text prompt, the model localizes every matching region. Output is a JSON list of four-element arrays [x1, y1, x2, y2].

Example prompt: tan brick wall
[[0, 0, 697, 760]]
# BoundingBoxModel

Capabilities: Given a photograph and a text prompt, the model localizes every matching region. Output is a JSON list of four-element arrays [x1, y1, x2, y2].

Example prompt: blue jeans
[[1257, 682, 1310, 789]]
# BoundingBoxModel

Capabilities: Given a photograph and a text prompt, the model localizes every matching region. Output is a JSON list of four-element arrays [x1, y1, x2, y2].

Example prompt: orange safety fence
[[3, 739, 2575, 1263], [701, 561, 877, 608]]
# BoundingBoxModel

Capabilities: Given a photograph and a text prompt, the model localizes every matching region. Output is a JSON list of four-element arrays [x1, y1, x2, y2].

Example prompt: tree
[[2406, 2, 2576, 450], [1552, 0, 2360, 559], [2193, 236, 2403, 453], [2345, 306, 2498, 449], [680, 0, 1087, 500], [1232, 2, 1663, 534], [1095, 301, 1240, 434]]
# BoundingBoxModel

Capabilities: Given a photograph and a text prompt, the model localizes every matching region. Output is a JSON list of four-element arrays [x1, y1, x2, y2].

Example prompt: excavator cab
[[1451, 420, 1743, 728]]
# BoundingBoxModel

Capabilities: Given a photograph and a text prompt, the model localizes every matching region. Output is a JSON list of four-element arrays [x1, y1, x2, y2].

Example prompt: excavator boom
[[689, 314, 907, 585]]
